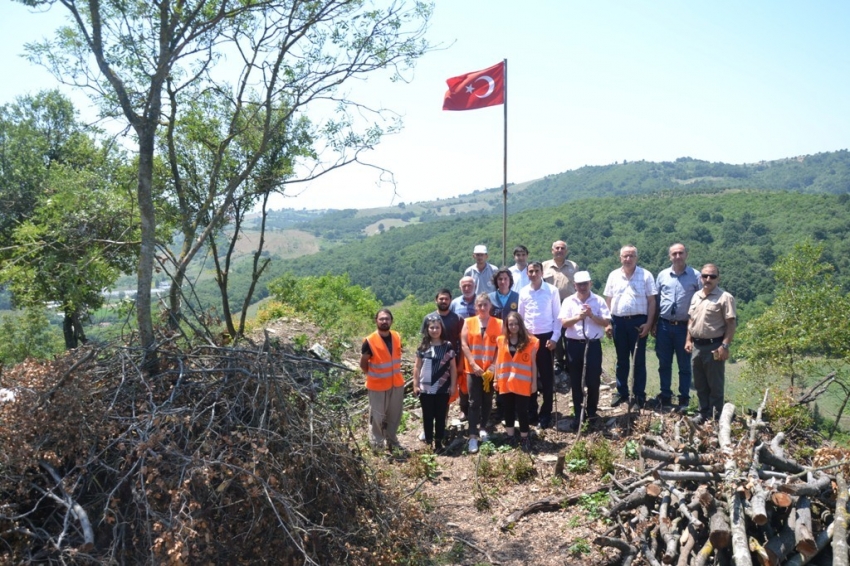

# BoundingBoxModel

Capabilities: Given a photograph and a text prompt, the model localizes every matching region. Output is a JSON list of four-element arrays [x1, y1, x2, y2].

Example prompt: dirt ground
[[259, 318, 683, 565]]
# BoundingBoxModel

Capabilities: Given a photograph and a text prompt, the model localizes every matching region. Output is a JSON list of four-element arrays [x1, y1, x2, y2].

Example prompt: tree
[[0, 91, 138, 349], [21, 0, 432, 359]]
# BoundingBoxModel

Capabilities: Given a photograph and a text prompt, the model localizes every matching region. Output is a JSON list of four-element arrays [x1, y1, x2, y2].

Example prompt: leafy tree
[[21, 0, 432, 358], [0, 91, 138, 348], [739, 241, 850, 388]]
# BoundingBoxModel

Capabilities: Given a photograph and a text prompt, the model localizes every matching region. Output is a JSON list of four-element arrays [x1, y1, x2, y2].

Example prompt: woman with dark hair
[[488, 268, 519, 323], [494, 312, 538, 451], [413, 315, 457, 452]]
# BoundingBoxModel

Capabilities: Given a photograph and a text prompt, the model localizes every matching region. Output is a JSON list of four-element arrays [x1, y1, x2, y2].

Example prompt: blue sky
[[3, 1, 849, 210]]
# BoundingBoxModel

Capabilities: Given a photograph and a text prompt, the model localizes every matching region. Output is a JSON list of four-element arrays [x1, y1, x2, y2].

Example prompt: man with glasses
[[604, 245, 657, 411], [650, 243, 701, 412], [518, 261, 560, 428], [685, 264, 736, 424]]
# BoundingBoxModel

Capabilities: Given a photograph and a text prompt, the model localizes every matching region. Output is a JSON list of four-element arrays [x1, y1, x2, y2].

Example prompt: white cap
[[473, 245, 488, 254], [574, 271, 592, 284]]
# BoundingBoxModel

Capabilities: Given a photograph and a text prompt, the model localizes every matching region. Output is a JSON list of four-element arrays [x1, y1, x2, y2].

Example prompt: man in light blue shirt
[[651, 243, 701, 411]]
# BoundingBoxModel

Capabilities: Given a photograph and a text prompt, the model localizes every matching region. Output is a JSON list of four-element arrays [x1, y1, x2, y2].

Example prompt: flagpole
[[502, 58, 508, 267]]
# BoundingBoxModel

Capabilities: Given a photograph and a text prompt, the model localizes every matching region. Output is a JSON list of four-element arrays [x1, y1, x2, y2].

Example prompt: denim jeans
[[612, 315, 647, 400], [655, 319, 691, 403]]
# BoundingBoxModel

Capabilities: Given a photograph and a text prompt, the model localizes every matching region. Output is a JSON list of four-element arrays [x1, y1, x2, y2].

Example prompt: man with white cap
[[464, 244, 498, 295], [559, 271, 610, 431]]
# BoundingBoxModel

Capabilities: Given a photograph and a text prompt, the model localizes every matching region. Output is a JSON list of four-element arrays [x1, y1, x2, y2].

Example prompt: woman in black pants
[[413, 315, 458, 452]]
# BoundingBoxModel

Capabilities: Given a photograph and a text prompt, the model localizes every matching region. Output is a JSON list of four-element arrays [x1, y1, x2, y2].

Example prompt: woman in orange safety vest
[[494, 311, 538, 452], [460, 293, 502, 454]]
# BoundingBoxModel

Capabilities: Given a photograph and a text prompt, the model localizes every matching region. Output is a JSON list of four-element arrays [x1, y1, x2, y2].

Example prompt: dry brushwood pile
[[0, 341, 425, 564], [596, 395, 850, 566]]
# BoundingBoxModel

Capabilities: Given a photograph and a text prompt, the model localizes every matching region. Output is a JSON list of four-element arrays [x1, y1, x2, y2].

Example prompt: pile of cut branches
[[597, 394, 850, 566], [0, 341, 423, 564]]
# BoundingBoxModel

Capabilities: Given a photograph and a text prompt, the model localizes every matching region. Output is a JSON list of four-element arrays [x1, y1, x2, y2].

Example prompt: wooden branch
[[793, 496, 816, 556], [691, 538, 714, 566], [594, 536, 638, 566], [709, 502, 732, 550], [749, 481, 769, 526], [759, 525, 794, 566], [500, 483, 611, 530], [778, 473, 831, 497], [719, 403, 736, 454], [757, 444, 805, 474], [769, 432, 786, 458], [606, 484, 662, 517], [749, 389, 769, 443], [656, 470, 724, 483], [642, 525, 664, 566], [645, 434, 678, 453], [677, 525, 696, 566], [728, 492, 753, 566], [659, 493, 680, 564], [641, 446, 714, 466], [783, 526, 831, 566], [38, 461, 95, 550], [834, 473, 849, 566]]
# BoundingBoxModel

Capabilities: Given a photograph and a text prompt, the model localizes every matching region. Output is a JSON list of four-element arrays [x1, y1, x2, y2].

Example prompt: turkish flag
[[442, 61, 505, 111]]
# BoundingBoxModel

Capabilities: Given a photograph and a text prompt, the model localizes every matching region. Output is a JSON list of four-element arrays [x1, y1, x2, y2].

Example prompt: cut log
[[677, 525, 696, 566], [641, 446, 714, 466], [709, 503, 732, 549], [779, 472, 832, 497], [606, 484, 662, 517], [770, 490, 794, 508], [793, 496, 817, 556], [691, 539, 714, 566], [719, 403, 736, 454], [763, 525, 795, 566], [749, 481, 769, 526], [659, 492, 680, 564], [594, 536, 638, 566], [728, 492, 753, 566], [656, 470, 724, 483], [834, 473, 849, 566], [757, 444, 805, 474], [783, 527, 831, 566], [769, 432, 786, 458]]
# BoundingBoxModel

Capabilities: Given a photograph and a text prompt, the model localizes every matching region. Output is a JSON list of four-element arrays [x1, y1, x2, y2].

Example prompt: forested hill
[[273, 190, 850, 312], [262, 150, 850, 241]]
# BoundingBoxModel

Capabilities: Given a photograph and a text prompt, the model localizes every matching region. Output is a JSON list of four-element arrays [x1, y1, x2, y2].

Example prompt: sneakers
[[569, 418, 580, 432], [610, 394, 628, 407], [520, 436, 532, 453], [690, 414, 706, 426], [418, 431, 427, 442], [468, 438, 479, 454], [479, 429, 489, 442]]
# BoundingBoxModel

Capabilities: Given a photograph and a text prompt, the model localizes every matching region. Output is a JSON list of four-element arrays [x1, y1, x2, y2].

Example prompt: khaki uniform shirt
[[688, 286, 736, 339], [542, 259, 578, 301]]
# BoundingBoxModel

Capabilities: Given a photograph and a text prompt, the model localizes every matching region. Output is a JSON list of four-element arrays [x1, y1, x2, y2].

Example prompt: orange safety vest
[[495, 335, 538, 396], [364, 331, 403, 391], [464, 316, 502, 373]]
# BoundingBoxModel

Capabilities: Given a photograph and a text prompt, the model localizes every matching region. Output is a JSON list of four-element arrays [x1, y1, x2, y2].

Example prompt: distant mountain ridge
[[258, 150, 850, 242]]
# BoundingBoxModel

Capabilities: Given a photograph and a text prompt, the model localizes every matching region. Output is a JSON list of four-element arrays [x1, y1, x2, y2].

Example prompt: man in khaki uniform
[[684, 264, 736, 423]]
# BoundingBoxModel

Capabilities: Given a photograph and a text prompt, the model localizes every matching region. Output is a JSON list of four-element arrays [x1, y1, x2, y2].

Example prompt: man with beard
[[360, 309, 405, 452]]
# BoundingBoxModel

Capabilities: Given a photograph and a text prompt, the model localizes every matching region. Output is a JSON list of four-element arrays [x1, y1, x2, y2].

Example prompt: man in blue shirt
[[651, 243, 701, 411]]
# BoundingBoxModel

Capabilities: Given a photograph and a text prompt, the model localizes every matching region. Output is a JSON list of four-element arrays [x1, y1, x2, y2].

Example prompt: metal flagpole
[[502, 58, 508, 267]]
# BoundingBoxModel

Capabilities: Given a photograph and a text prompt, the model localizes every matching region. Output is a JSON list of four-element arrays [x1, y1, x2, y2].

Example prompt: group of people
[[359, 241, 737, 454]]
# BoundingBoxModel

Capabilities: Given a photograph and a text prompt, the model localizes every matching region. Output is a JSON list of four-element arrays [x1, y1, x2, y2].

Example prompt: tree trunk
[[136, 129, 157, 369]]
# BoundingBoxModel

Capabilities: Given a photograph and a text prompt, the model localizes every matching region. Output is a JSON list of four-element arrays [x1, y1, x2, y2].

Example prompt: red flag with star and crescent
[[442, 61, 505, 111]]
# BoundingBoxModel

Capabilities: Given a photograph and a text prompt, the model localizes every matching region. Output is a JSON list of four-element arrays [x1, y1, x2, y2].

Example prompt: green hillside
[[265, 190, 850, 314], [259, 150, 850, 244]]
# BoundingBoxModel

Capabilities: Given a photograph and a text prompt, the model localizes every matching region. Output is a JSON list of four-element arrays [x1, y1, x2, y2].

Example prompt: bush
[[0, 307, 63, 365]]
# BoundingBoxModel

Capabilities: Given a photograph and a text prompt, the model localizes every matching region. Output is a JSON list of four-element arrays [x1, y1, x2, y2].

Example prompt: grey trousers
[[368, 385, 405, 448], [692, 344, 725, 419]]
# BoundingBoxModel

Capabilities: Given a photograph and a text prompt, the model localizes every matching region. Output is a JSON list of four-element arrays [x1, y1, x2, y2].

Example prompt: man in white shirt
[[604, 245, 657, 411], [559, 271, 611, 431], [518, 261, 560, 428], [542, 240, 579, 377], [464, 244, 498, 295], [509, 245, 530, 292]]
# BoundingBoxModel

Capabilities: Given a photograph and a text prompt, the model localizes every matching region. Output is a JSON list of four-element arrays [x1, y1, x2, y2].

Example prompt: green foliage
[[624, 440, 640, 460], [764, 390, 815, 431], [390, 295, 434, 348], [266, 273, 381, 339], [568, 538, 592, 556], [567, 458, 589, 474], [577, 491, 610, 521], [405, 453, 438, 480], [739, 241, 850, 389], [589, 439, 616, 475], [507, 454, 536, 483], [0, 308, 63, 364]]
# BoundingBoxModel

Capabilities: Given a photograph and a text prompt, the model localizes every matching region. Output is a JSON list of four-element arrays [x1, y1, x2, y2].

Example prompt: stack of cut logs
[[596, 399, 850, 566]]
